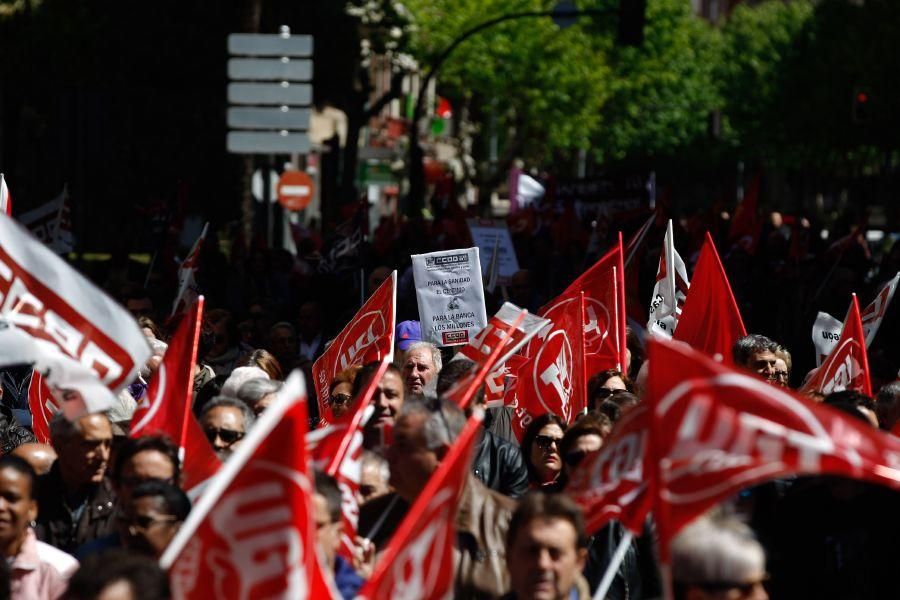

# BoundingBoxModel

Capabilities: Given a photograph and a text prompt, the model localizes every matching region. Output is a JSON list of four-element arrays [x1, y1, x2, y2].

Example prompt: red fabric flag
[[0, 173, 11, 217], [566, 401, 653, 535], [358, 411, 484, 600], [131, 297, 221, 494], [645, 336, 900, 556], [308, 359, 390, 560], [312, 271, 396, 425], [728, 173, 763, 254], [673, 232, 746, 363], [511, 294, 586, 423], [27, 371, 60, 444], [801, 294, 872, 396], [161, 372, 335, 599], [541, 240, 626, 375]]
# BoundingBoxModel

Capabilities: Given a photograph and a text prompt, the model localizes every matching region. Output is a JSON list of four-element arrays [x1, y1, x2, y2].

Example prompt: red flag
[[171, 223, 208, 318], [728, 173, 762, 254], [308, 359, 390, 560], [312, 271, 396, 424], [0, 173, 11, 217], [566, 401, 653, 535], [358, 411, 484, 600], [673, 232, 746, 363], [130, 297, 220, 494], [27, 371, 60, 444], [801, 294, 872, 396], [646, 336, 900, 556], [542, 240, 626, 375], [511, 294, 586, 423], [161, 372, 334, 598]]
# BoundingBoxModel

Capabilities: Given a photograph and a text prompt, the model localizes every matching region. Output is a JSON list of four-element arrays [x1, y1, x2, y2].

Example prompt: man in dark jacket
[[34, 412, 118, 554], [437, 358, 529, 498]]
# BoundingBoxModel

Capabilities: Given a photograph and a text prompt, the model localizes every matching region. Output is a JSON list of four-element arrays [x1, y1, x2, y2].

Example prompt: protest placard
[[412, 247, 488, 347], [467, 219, 519, 287]]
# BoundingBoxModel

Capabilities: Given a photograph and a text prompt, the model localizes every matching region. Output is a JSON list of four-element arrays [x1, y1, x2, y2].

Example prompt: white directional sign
[[227, 107, 311, 130], [228, 132, 311, 154], [228, 58, 313, 81], [228, 82, 312, 106], [228, 34, 313, 57]]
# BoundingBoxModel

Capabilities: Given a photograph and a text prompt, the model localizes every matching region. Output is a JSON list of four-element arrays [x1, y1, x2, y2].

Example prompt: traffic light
[[618, 0, 646, 46], [852, 87, 872, 124]]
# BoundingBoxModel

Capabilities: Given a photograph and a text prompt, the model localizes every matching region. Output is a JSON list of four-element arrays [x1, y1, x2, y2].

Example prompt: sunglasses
[[204, 427, 245, 445], [330, 393, 352, 407], [534, 434, 562, 450], [118, 514, 178, 533], [592, 387, 627, 401]]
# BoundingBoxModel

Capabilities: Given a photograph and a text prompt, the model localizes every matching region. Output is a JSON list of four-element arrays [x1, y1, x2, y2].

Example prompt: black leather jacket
[[471, 429, 529, 499], [584, 519, 661, 600]]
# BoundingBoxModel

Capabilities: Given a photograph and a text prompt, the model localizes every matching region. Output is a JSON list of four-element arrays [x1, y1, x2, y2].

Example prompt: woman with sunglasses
[[328, 366, 362, 420], [521, 413, 567, 489], [588, 368, 634, 411]]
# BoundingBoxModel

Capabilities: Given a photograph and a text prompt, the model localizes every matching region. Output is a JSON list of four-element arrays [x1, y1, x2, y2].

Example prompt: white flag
[[0, 173, 11, 216], [517, 174, 545, 208], [171, 222, 209, 318], [811, 271, 900, 366], [647, 219, 690, 338], [0, 212, 151, 416]]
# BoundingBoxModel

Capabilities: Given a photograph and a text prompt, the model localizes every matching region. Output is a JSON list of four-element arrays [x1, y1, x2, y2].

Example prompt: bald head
[[12, 443, 58, 475]]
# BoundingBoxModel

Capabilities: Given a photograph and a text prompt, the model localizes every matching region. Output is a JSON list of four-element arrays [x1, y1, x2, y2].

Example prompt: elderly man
[[35, 413, 117, 554], [358, 397, 516, 598], [671, 513, 768, 600], [199, 397, 255, 461], [237, 378, 283, 416], [401, 341, 441, 395], [503, 493, 591, 600]]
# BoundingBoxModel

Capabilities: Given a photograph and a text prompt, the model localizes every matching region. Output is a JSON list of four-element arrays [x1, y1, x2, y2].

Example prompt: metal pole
[[592, 531, 634, 600], [264, 154, 273, 248]]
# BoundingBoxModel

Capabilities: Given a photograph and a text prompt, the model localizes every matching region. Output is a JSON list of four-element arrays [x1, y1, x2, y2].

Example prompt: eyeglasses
[[119, 475, 175, 489], [330, 393, 352, 407], [534, 434, 562, 450], [204, 427, 245, 446], [118, 514, 178, 535]]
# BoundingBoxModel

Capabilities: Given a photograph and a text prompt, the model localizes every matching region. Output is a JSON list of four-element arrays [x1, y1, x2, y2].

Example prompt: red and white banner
[[511, 294, 586, 423], [673, 232, 746, 363], [645, 336, 900, 555], [0, 173, 11, 217], [130, 298, 220, 495], [567, 401, 652, 535], [27, 371, 60, 444], [0, 212, 151, 416], [312, 271, 396, 422], [801, 294, 872, 396], [647, 219, 690, 338], [18, 186, 73, 255], [812, 271, 899, 365], [162, 371, 334, 599], [171, 222, 208, 318], [540, 239, 626, 376], [358, 410, 484, 600], [308, 359, 390, 560]]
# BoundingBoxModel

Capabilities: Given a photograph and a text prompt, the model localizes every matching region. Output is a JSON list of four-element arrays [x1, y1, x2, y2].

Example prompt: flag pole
[[179, 296, 205, 456], [592, 531, 634, 600], [580, 292, 588, 414]]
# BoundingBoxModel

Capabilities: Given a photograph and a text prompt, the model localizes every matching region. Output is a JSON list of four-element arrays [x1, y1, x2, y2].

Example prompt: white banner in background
[[413, 248, 488, 347], [467, 219, 520, 287]]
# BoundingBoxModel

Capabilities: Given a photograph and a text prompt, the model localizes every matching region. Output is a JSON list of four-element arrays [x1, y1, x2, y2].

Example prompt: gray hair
[[732, 334, 779, 367], [360, 450, 390, 483], [405, 341, 443, 374], [236, 378, 283, 405], [221, 366, 269, 399], [399, 394, 466, 450], [200, 396, 256, 430], [671, 512, 766, 589], [49, 412, 110, 443]]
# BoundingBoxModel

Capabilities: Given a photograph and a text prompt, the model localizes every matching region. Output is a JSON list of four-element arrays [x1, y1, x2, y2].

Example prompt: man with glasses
[[732, 334, 784, 386], [671, 512, 768, 600], [111, 436, 180, 506], [199, 397, 255, 461], [35, 413, 117, 555], [117, 480, 190, 559]]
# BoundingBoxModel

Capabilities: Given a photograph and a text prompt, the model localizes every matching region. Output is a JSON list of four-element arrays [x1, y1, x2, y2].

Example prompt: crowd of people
[[0, 197, 898, 600]]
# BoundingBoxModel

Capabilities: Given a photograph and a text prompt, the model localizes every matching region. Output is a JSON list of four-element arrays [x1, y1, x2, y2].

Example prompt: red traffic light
[[856, 91, 869, 104]]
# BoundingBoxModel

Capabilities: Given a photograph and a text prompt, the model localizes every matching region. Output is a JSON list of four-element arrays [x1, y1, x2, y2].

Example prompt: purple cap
[[395, 320, 422, 351]]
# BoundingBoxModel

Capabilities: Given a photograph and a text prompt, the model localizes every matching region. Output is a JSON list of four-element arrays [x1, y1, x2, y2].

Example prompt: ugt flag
[[161, 371, 334, 599], [647, 219, 690, 338], [802, 294, 872, 397]]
